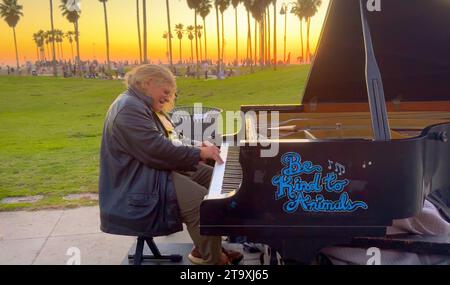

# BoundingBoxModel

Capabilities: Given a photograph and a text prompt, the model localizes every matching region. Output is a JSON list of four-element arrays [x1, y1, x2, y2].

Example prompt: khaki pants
[[172, 163, 222, 265]]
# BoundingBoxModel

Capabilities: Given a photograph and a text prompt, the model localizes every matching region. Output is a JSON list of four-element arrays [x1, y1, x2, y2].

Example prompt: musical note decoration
[[328, 160, 333, 170], [328, 160, 346, 175], [335, 163, 346, 176]]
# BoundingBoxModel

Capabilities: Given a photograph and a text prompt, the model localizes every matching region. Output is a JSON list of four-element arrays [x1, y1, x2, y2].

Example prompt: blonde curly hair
[[125, 64, 177, 112]]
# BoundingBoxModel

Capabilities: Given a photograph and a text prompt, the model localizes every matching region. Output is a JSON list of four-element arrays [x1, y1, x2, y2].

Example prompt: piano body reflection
[[200, 0, 450, 263]]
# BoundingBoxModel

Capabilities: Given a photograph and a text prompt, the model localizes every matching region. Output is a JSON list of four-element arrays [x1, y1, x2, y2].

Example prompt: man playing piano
[[99, 64, 243, 265]]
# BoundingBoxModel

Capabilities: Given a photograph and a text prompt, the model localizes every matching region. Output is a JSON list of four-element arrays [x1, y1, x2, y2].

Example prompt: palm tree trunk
[[199, 35, 203, 62], [102, 1, 111, 71], [247, 10, 252, 70], [260, 19, 264, 67], [36, 46, 39, 62], [166, 0, 173, 70], [56, 41, 60, 60], [215, 4, 221, 74], [306, 17, 311, 63], [143, 0, 148, 63], [190, 40, 194, 63], [235, 7, 238, 65], [179, 39, 182, 63], [75, 20, 81, 76], [221, 11, 225, 63], [50, 0, 57, 76], [262, 11, 267, 66], [137, 0, 142, 64], [254, 19, 257, 66], [12, 27, 19, 70], [246, 17, 249, 60], [284, 12, 287, 63], [203, 18, 207, 60], [46, 43, 50, 62], [60, 42, 64, 61], [70, 42, 74, 62], [40, 47, 45, 62], [194, 9, 199, 78], [267, 8, 271, 66], [300, 19, 304, 63], [166, 37, 169, 63], [273, 1, 277, 70]]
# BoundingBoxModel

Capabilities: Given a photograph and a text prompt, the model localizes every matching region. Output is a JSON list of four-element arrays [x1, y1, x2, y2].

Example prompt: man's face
[[143, 80, 175, 112]]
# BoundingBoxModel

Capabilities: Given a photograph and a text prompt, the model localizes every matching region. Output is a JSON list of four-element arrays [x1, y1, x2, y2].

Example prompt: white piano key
[[206, 143, 229, 200]]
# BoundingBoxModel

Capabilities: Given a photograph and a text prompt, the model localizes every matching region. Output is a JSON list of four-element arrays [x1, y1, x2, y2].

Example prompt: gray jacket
[[99, 87, 201, 237]]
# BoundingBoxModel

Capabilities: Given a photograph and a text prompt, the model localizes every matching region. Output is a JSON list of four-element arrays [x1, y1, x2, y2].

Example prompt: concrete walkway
[[0, 206, 191, 265]]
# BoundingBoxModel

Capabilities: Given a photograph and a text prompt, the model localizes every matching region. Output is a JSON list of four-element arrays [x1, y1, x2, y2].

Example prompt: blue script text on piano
[[272, 152, 368, 214]]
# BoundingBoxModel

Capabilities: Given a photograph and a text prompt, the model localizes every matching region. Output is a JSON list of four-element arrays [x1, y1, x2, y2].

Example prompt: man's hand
[[200, 145, 224, 164], [202, 141, 215, 147]]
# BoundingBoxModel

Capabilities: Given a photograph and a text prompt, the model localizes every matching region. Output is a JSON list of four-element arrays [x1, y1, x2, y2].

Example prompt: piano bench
[[128, 236, 183, 265]]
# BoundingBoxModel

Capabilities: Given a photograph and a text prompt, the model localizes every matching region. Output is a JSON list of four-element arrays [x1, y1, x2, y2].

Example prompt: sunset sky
[[0, 0, 329, 66]]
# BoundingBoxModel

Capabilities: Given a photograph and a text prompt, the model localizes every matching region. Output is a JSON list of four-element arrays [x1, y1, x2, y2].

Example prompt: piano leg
[[269, 247, 279, 265]]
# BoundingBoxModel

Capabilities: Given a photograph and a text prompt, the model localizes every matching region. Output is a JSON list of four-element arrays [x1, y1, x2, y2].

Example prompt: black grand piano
[[200, 0, 450, 264]]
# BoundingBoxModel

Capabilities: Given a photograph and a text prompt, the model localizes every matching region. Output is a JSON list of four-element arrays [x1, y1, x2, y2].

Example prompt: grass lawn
[[0, 65, 309, 211]]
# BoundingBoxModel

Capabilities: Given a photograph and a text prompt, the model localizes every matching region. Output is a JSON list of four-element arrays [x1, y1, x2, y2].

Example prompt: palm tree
[[266, 4, 270, 66], [55, 29, 64, 60], [162, 31, 169, 62], [32, 33, 40, 61], [280, 2, 295, 63], [250, 0, 265, 66], [33, 30, 45, 61], [136, 0, 142, 63], [53, 30, 59, 60], [98, 0, 111, 70], [231, 0, 239, 65], [263, 0, 278, 68], [175, 23, 184, 63], [249, 1, 259, 66], [293, 0, 306, 63], [263, 0, 273, 66], [163, 31, 174, 64], [242, 0, 252, 68], [65, 30, 75, 61], [214, 1, 221, 73], [44, 34, 49, 60], [142, 0, 148, 63], [186, 25, 195, 63], [303, 0, 322, 63], [36, 30, 46, 61], [217, 0, 230, 62], [47, 29, 57, 61], [44, 30, 53, 61], [198, 0, 211, 60], [272, 0, 277, 70], [165, 0, 174, 69], [187, 0, 202, 77], [49, 0, 57, 75], [0, 0, 23, 70], [60, 0, 81, 75], [196, 25, 203, 61]]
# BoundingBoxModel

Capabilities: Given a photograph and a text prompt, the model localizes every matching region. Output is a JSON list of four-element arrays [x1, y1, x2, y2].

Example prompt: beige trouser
[[172, 163, 222, 265]]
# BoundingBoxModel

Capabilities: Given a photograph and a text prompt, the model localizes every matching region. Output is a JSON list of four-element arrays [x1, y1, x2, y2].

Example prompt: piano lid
[[302, 0, 450, 104]]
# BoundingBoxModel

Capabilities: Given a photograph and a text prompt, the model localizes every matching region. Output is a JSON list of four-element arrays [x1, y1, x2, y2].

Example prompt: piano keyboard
[[206, 143, 242, 199]]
